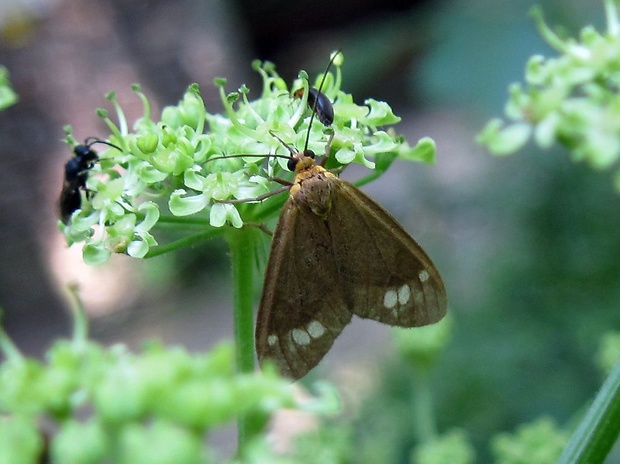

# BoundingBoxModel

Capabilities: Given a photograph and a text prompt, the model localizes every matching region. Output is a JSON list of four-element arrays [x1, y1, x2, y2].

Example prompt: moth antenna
[[205, 152, 291, 163], [268, 130, 297, 156], [303, 49, 342, 153], [215, 184, 291, 204]]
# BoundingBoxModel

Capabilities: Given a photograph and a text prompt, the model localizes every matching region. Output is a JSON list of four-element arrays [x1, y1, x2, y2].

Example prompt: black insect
[[293, 87, 334, 126], [59, 138, 120, 224]]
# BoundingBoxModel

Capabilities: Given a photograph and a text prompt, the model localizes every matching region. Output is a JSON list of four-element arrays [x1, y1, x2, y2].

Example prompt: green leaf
[[557, 359, 620, 464]]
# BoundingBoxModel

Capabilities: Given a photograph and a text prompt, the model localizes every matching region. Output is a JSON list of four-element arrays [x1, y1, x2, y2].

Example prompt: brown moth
[[217, 52, 447, 380], [254, 131, 448, 380]]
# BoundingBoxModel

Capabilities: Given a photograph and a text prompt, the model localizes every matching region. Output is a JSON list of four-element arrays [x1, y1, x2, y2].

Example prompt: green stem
[[226, 227, 263, 451], [411, 366, 437, 443], [66, 284, 88, 349], [530, 6, 569, 53], [144, 228, 224, 258], [557, 359, 620, 464], [353, 169, 386, 188], [156, 216, 213, 226]]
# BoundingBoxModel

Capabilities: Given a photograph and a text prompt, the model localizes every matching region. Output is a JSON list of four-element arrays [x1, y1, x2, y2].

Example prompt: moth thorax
[[291, 166, 335, 219]]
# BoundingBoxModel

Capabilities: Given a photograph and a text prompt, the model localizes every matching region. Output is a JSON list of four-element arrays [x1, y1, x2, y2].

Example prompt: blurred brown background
[[2, 1, 620, 460]]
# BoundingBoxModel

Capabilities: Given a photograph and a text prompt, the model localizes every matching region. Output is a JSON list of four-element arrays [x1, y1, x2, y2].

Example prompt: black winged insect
[[293, 86, 334, 126], [59, 138, 121, 224]]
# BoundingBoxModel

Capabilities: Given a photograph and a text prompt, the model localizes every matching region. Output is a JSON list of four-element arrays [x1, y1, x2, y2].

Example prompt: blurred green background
[[0, 0, 619, 462]]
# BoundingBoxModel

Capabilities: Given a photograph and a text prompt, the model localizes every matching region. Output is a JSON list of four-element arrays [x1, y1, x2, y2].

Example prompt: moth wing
[[329, 180, 447, 327], [256, 198, 352, 380]]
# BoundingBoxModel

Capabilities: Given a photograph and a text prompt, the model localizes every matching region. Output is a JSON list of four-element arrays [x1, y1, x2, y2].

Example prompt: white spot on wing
[[419, 270, 430, 282], [291, 328, 311, 346], [397, 284, 411, 305], [383, 289, 397, 309], [267, 334, 278, 346], [306, 320, 326, 338]]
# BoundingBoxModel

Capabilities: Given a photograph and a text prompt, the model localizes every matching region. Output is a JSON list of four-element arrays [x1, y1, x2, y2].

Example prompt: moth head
[[288, 149, 316, 172]]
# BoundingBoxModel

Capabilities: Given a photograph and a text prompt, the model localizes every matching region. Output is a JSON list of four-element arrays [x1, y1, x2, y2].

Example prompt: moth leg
[[244, 222, 273, 236], [270, 177, 294, 187], [214, 185, 290, 204], [319, 132, 335, 167]]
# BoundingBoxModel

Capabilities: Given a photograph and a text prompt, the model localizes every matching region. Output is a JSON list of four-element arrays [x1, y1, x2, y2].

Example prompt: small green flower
[[117, 421, 204, 464], [0, 358, 47, 415], [52, 419, 108, 464], [209, 203, 243, 228], [0, 415, 44, 464]]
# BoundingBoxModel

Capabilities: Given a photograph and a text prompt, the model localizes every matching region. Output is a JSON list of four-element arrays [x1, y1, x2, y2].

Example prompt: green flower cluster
[[59, 52, 435, 265], [0, 288, 345, 464], [478, 0, 620, 190], [411, 429, 476, 464], [491, 417, 568, 464], [0, 334, 302, 463]]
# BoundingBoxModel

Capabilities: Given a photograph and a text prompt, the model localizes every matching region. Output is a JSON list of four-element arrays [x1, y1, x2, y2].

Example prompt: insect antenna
[[82, 137, 122, 152], [204, 152, 292, 164], [303, 49, 341, 153]]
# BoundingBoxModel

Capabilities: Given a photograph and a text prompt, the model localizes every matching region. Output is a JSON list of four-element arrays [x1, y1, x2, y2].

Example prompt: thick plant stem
[[227, 227, 261, 451], [558, 359, 620, 464]]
